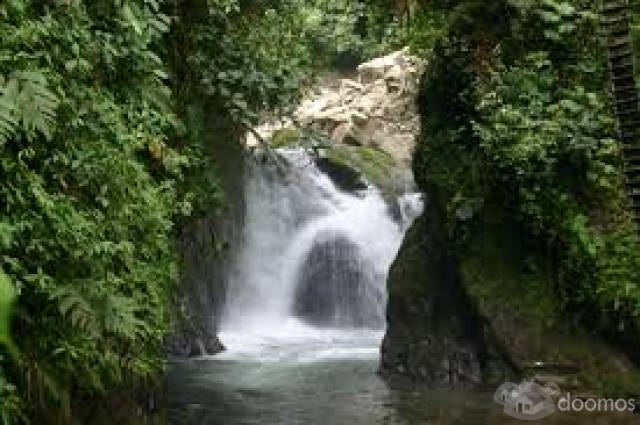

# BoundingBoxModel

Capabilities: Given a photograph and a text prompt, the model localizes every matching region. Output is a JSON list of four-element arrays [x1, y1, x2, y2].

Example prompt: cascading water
[[167, 148, 627, 424], [220, 149, 421, 345], [167, 149, 426, 424]]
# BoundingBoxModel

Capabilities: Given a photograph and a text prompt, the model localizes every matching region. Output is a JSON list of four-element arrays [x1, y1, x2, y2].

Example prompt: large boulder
[[293, 234, 385, 328], [381, 200, 640, 394], [380, 211, 485, 387]]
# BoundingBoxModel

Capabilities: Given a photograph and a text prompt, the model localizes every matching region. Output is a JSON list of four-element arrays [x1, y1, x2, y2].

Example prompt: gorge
[[167, 46, 639, 424], [4, 2, 640, 424]]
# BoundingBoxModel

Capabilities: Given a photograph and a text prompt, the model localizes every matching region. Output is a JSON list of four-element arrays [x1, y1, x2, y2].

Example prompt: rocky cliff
[[167, 104, 246, 357], [247, 49, 425, 196], [381, 195, 639, 393], [380, 44, 640, 396]]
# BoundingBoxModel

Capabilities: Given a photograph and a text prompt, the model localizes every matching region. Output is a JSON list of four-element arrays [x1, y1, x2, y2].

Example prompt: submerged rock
[[293, 234, 385, 328]]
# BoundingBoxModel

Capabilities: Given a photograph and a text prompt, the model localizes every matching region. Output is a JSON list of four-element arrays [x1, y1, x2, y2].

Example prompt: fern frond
[[95, 294, 145, 340], [0, 78, 18, 145], [14, 71, 59, 141], [0, 71, 59, 143], [49, 286, 98, 335], [50, 286, 145, 341]]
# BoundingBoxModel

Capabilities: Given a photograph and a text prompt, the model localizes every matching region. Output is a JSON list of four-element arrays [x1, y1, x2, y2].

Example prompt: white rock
[[245, 48, 425, 166]]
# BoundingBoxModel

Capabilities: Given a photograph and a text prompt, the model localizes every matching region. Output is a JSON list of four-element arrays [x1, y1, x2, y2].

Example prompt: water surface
[[167, 322, 637, 425]]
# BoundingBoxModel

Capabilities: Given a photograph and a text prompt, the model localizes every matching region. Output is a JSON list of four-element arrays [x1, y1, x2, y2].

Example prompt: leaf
[[0, 271, 16, 353], [554, 2, 575, 17], [122, 3, 142, 35], [9, 71, 59, 141], [50, 286, 96, 334], [0, 78, 18, 144], [536, 9, 561, 24]]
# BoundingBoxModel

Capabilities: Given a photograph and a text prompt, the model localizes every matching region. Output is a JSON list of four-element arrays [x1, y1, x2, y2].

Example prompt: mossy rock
[[270, 127, 301, 148], [321, 145, 403, 195], [382, 198, 640, 395], [315, 156, 368, 192]]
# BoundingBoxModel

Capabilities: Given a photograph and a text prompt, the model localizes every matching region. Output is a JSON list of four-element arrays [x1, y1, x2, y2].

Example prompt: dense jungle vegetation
[[0, 0, 402, 422], [412, 0, 640, 372], [2, 0, 640, 423]]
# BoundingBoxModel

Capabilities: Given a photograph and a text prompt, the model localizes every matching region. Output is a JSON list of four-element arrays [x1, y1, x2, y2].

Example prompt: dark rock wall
[[380, 5, 640, 392], [381, 194, 639, 393], [380, 201, 488, 387], [167, 102, 246, 357]]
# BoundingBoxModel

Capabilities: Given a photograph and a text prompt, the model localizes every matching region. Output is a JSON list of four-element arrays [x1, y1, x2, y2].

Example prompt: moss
[[270, 127, 301, 148], [386, 215, 432, 299], [324, 145, 399, 194], [578, 368, 640, 397], [451, 206, 639, 393]]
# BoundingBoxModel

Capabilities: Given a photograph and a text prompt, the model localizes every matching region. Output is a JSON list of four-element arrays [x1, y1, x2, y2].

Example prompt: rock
[[166, 320, 225, 357], [314, 152, 368, 192], [380, 213, 485, 388], [331, 122, 362, 146], [318, 145, 413, 196], [381, 198, 640, 394], [245, 49, 425, 168], [293, 234, 385, 328], [351, 111, 368, 125], [357, 49, 409, 85], [168, 104, 244, 358]]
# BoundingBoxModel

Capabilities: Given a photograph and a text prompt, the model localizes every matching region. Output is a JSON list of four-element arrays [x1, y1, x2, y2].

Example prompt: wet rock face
[[166, 214, 231, 357], [293, 235, 385, 328], [166, 308, 224, 358], [314, 156, 368, 192], [167, 108, 246, 357], [381, 204, 640, 393], [380, 214, 488, 387]]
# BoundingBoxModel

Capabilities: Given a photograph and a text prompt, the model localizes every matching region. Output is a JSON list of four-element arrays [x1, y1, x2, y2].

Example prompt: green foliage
[[413, 0, 640, 364], [0, 271, 15, 352], [0, 71, 59, 143], [1, 0, 387, 421], [183, 0, 418, 128], [270, 127, 302, 148], [0, 0, 191, 421], [185, 0, 373, 126]]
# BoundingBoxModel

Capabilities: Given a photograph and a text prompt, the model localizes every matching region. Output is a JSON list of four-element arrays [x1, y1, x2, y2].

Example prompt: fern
[[96, 294, 145, 340], [14, 71, 59, 141], [50, 287, 97, 335], [0, 71, 59, 144], [0, 76, 18, 145], [0, 270, 16, 355], [50, 286, 144, 341]]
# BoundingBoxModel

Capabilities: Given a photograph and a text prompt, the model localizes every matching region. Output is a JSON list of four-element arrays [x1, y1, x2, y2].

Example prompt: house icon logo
[[494, 381, 556, 420]]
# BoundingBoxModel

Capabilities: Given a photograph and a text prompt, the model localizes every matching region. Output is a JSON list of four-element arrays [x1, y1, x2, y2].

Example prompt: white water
[[221, 149, 422, 342], [176, 148, 423, 423]]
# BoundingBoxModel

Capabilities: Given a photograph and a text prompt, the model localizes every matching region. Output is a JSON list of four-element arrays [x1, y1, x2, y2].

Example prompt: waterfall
[[221, 148, 422, 340]]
